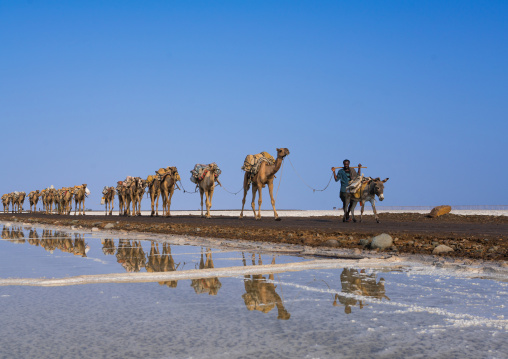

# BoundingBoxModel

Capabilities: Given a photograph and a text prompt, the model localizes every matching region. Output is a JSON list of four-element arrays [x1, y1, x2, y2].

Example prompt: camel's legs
[[166, 188, 174, 217], [110, 197, 114, 216], [267, 181, 279, 220], [239, 174, 249, 219], [155, 191, 160, 216], [250, 185, 258, 218], [207, 186, 214, 218], [200, 188, 204, 217]]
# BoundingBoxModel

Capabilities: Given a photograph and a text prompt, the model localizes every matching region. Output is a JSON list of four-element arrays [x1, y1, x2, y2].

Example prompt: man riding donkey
[[332, 159, 362, 222]]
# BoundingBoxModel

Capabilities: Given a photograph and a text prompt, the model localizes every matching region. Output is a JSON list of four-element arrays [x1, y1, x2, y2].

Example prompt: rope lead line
[[287, 157, 333, 192]]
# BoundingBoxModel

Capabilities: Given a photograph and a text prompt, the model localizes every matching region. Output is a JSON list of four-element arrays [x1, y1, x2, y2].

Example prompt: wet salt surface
[[0, 224, 507, 359]]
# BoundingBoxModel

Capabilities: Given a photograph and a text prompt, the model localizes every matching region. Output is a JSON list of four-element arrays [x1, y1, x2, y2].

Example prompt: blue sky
[[1, 1, 507, 210]]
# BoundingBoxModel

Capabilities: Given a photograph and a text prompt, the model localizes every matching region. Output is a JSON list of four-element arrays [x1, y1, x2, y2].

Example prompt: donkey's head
[[371, 178, 389, 201]]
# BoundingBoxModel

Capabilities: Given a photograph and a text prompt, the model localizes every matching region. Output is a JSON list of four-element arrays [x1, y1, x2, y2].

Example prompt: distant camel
[[146, 176, 161, 217], [102, 186, 116, 216], [159, 167, 181, 217], [240, 148, 290, 220], [74, 184, 89, 215], [196, 163, 221, 218], [28, 190, 40, 213]]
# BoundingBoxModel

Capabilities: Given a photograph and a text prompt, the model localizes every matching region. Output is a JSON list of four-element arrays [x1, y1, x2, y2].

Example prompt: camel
[[1, 194, 11, 213], [240, 148, 290, 220], [28, 190, 40, 213], [73, 184, 89, 215], [102, 186, 116, 216], [159, 167, 181, 217], [124, 177, 146, 216], [44, 187, 57, 214], [194, 163, 221, 218], [146, 176, 162, 217], [17, 191, 26, 213], [116, 182, 127, 216], [60, 188, 74, 215]]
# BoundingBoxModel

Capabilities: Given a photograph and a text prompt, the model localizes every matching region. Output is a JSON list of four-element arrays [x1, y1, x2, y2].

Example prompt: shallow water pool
[[0, 223, 507, 359]]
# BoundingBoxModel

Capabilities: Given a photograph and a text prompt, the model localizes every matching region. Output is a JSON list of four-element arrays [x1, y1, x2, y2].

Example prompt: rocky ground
[[1, 212, 507, 261]]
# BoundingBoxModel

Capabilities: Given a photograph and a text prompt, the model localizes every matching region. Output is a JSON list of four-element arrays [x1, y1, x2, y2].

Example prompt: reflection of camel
[[240, 148, 290, 220], [101, 239, 116, 255], [190, 248, 221, 295], [73, 234, 88, 257], [2, 226, 26, 244], [28, 229, 40, 246], [333, 268, 390, 314], [241, 253, 290, 320], [146, 242, 180, 288], [116, 240, 146, 272]]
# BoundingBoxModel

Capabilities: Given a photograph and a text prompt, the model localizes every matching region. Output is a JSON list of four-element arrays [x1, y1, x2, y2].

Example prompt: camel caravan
[[0, 147, 389, 222]]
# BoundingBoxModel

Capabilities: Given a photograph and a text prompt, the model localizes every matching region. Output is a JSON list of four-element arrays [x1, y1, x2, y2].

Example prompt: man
[[332, 159, 362, 222]]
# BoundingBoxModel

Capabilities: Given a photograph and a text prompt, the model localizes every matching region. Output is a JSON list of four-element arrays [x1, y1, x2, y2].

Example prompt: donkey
[[345, 177, 389, 223]]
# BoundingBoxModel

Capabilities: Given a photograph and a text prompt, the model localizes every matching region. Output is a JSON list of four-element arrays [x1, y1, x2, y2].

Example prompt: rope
[[179, 181, 198, 194], [275, 159, 284, 201], [287, 157, 333, 193], [218, 182, 243, 195]]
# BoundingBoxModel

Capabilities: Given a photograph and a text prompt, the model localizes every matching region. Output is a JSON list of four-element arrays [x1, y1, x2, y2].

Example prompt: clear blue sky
[[1, 1, 507, 210]]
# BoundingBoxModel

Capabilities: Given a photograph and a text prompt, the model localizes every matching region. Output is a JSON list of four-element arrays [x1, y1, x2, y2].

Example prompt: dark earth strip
[[1, 212, 507, 261]]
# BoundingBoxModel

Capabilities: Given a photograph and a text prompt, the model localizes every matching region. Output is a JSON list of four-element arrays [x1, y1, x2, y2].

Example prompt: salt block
[[428, 205, 452, 218]]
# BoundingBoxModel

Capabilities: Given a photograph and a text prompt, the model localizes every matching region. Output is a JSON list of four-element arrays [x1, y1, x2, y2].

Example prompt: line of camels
[[1, 148, 290, 220]]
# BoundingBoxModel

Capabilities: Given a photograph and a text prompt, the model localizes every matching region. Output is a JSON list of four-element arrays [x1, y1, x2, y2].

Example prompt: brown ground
[[1, 212, 507, 261]]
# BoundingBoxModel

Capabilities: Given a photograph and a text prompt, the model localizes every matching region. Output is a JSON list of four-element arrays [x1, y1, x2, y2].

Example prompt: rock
[[324, 239, 340, 247], [104, 223, 115, 229], [93, 222, 102, 226], [359, 238, 372, 247], [370, 233, 393, 250], [353, 248, 362, 255], [428, 205, 452, 218], [433, 245, 454, 254], [91, 227, 100, 232]]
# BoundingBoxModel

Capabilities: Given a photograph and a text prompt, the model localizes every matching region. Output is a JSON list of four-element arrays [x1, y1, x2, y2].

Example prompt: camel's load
[[241, 152, 275, 175], [102, 186, 109, 196], [190, 163, 222, 184], [155, 167, 173, 181]]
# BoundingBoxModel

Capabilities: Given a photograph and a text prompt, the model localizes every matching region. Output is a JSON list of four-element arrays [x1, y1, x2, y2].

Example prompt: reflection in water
[[2, 226, 26, 244], [116, 240, 146, 272], [333, 268, 390, 314], [28, 229, 40, 246], [191, 248, 221, 295], [101, 239, 116, 255], [34, 230, 90, 257], [242, 253, 290, 320], [146, 242, 180, 288]]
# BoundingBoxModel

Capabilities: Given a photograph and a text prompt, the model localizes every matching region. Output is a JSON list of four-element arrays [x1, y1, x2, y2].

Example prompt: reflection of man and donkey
[[242, 253, 290, 320], [333, 268, 390, 314]]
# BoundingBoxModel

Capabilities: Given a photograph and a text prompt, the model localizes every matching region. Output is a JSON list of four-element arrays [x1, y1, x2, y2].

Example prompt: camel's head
[[168, 166, 181, 181], [276, 148, 290, 158]]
